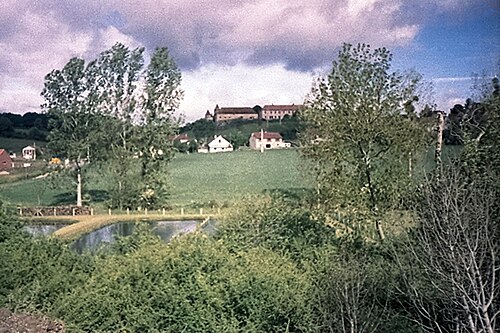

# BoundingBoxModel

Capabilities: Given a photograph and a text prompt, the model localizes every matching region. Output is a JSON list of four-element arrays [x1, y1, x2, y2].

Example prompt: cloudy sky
[[0, 0, 498, 121]]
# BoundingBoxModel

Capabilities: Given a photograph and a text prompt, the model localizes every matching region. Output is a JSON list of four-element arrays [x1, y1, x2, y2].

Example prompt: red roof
[[262, 104, 302, 111], [174, 133, 189, 141], [251, 131, 282, 140], [0, 149, 5, 155]]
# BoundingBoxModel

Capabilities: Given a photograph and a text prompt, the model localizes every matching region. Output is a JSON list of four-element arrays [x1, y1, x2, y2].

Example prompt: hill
[[180, 117, 301, 148]]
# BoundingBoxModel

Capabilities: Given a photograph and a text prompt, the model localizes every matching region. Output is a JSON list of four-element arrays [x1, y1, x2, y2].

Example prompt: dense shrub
[[58, 233, 316, 332]]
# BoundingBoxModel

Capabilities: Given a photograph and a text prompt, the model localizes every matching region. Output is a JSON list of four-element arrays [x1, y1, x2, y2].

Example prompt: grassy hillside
[[0, 149, 312, 208]]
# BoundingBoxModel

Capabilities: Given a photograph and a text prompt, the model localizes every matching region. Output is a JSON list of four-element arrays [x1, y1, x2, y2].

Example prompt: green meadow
[[0, 149, 313, 208]]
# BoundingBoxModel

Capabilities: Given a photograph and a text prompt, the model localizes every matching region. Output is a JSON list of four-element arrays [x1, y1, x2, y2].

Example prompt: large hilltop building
[[205, 104, 302, 123], [261, 104, 302, 120]]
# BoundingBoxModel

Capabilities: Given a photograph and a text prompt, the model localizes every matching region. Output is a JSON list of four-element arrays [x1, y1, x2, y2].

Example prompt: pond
[[24, 220, 206, 253], [72, 220, 199, 253]]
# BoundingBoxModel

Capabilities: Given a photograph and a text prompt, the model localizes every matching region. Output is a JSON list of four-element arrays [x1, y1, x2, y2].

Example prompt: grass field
[[0, 145, 463, 209], [0, 149, 312, 208], [169, 149, 312, 205]]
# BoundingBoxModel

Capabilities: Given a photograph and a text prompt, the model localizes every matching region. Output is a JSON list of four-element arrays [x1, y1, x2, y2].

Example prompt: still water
[[72, 220, 199, 253], [24, 220, 201, 253], [24, 224, 65, 236]]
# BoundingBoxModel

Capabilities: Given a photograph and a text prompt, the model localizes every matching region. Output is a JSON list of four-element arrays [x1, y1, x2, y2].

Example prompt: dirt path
[[0, 308, 64, 333]]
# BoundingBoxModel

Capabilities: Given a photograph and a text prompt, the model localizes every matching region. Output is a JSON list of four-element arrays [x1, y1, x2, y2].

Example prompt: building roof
[[0, 149, 6, 155], [174, 133, 189, 141], [251, 131, 283, 140], [262, 104, 303, 111], [208, 135, 232, 148], [22, 145, 35, 151], [216, 107, 257, 115]]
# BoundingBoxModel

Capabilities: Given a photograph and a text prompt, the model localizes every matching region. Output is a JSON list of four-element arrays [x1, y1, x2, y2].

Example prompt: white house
[[207, 135, 233, 153], [22, 145, 36, 160], [249, 130, 289, 150]]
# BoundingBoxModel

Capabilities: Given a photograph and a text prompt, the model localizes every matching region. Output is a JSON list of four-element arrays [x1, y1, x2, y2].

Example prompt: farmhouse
[[172, 133, 190, 144], [0, 149, 13, 172], [261, 104, 302, 120], [206, 135, 233, 153], [22, 145, 36, 160], [213, 105, 259, 123], [249, 131, 290, 150]]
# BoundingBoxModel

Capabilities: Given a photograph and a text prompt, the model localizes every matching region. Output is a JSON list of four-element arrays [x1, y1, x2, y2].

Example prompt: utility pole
[[435, 111, 445, 166], [260, 128, 264, 153]]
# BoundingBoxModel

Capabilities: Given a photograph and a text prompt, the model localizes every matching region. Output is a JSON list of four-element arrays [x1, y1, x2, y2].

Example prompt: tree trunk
[[76, 170, 82, 207]]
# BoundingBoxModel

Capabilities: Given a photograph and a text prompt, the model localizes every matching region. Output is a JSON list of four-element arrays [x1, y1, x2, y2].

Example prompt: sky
[[0, 0, 498, 122]]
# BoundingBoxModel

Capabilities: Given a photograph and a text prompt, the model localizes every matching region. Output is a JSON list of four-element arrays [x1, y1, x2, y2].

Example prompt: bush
[[58, 233, 316, 332]]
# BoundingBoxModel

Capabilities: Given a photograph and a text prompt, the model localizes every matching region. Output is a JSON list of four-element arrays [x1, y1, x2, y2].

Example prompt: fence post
[[200, 208, 203, 215], [91, 208, 94, 216], [181, 207, 184, 215], [127, 208, 130, 215], [108, 208, 111, 216], [72, 208, 76, 216], [53, 207, 57, 216], [162, 208, 165, 215], [145, 208, 148, 215], [19, 208, 23, 216]]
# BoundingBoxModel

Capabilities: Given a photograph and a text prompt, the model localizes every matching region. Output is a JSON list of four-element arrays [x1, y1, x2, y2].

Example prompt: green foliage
[[217, 196, 337, 261], [301, 43, 428, 239], [313, 244, 419, 333], [41, 43, 183, 209], [58, 233, 315, 332]]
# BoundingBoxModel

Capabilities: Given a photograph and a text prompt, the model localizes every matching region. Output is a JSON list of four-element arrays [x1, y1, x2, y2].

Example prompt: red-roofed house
[[0, 149, 13, 172], [261, 104, 302, 120], [249, 131, 290, 150], [173, 133, 190, 144]]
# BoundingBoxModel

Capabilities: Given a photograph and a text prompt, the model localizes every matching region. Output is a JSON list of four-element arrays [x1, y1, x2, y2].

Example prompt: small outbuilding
[[0, 149, 13, 172], [22, 145, 36, 160]]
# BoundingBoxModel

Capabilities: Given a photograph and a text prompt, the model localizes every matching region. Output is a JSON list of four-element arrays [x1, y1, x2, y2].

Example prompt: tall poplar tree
[[42, 58, 96, 207]]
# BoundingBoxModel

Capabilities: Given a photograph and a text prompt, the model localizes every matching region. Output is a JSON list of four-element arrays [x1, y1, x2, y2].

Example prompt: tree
[[408, 166, 499, 333], [301, 43, 428, 240], [42, 57, 98, 207], [136, 47, 183, 208], [42, 43, 183, 208], [87, 43, 145, 209], [0, 116, 14, 136]]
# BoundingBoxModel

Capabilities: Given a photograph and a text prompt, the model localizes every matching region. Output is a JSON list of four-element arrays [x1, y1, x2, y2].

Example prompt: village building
[[0, 149, 13, 172], [22, 145, 36, 160], [213, 105, 259, 123], [249, 131, 290, 150], [201, 135, 233, 153], [172, 133, 190, 144], [261, 104, 302, 120]]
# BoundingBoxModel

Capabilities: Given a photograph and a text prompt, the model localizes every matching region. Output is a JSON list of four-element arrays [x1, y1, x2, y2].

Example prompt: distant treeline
[[0, 112, 48, 140]]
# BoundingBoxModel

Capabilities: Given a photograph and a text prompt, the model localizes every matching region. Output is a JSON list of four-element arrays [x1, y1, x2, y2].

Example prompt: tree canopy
[[300, 43, 428, 240], [42, 43, 183, 208]]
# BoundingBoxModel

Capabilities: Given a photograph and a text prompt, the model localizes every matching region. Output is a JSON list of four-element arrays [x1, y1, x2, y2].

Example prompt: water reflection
[[24, 224, 65, 237], [71, 220, 199, 253]]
